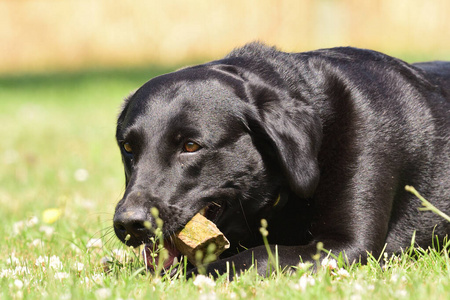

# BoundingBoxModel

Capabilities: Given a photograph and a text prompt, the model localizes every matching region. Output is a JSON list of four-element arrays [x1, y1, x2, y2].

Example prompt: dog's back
[[414, 61, 450, 95]]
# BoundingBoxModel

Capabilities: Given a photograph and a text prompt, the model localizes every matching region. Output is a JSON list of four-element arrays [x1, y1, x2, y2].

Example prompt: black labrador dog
[[113, 43, 450, 276]]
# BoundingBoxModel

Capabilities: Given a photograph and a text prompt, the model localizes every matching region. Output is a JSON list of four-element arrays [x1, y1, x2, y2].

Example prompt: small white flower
[[26, 216, 39, 227], [199, 292, 217, 300], [7, 253, 20, 265], [75, 262, 84, 272], [0, 269, 12, 278], [334, 268, 350, 278], [35, 256, 46, 266], [54, 272, 70, 280], [39, 225, 55, 237], [111, 248, 128, 261], [100, 257, 112, 272], [297, 262, 312, 270], [391, 273, 399, 283], [29, 239, 44, 247], [12, 221, 25, 235], [80, 276, 91, 286], [95, 288, 112, 299], [49, 256, 63, 270], [74, 169, 89, 182], [321, 257, 338, 270], [14, 279, 24, 289], [92, 273, 105, 284], [13, 266, 30, 276], [353, 282, 364, 292], [60, 293, 72, 300], [86, 238, 103, 248], [193, 275, 216, 288], [292, 273, 316, 291]]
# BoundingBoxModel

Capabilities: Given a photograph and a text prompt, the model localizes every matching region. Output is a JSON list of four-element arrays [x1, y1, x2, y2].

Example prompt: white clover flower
[[12, 216, 39, 235], [193, 275, 216, 288], [39, 225, 55, 237], [297, 262, 313, 271], [26, 216, 39, 227], [48, 256, 63, 270], [7, 253, 20, 265], [14, 279, 24, 289], [353, 282, 364, 292], [29, 239, 44, 247], [75, 262, 84, 272], [74, 169, 89, 182], [334, 268, 350, 279], [112, 248, 128, 262], [199, 292, 217, 300], [95, 288, 112, 299], [1, 269, 12, 278], [292, 274, 316, 291], [35, 256, 47, 266], [60, 293, 72, 300], [80, 276, 91, 286], [92, 273, 105, 284], [86, 238, 103, 248], [321, 257, 338, 270], [391, 273, 399, 283], [13, 266, 30, 276], [54, 272, 70, 280], [12, 221, 25, 235]]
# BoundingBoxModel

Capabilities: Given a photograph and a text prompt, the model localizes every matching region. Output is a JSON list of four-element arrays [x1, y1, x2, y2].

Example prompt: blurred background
[[1, 0, 450, 74]]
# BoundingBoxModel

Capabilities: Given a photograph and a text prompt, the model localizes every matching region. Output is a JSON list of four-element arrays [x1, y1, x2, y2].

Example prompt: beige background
[[1, 0, 449, 73]]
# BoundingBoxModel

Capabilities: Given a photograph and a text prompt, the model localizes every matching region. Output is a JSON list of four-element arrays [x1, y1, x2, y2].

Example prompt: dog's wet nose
[[113, 208, 150, 246]]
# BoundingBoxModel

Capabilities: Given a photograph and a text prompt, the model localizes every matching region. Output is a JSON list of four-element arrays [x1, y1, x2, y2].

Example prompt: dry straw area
[[1, 0, 449, 73]]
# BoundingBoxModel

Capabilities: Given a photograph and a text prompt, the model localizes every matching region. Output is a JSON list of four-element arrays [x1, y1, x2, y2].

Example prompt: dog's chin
[[143, 201, 226, 272]]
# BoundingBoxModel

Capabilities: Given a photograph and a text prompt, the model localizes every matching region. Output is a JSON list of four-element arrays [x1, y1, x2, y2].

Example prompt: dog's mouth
[[143, 201, 225, 271]]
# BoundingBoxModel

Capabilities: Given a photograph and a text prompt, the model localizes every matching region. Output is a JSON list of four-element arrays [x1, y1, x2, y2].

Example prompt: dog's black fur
[[113, 43, 450, 276]]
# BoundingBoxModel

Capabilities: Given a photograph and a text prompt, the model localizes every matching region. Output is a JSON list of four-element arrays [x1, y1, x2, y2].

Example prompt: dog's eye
[[123, 142, 133, 154], [183, 141, 201, 153]]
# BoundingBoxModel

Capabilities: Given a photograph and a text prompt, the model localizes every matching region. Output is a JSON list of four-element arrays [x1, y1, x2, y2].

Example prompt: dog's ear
[[246, 83, 322, 198]]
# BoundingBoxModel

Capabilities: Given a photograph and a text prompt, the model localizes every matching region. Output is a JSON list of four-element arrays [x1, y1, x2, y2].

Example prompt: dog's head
[[113, 61, 321, 266]]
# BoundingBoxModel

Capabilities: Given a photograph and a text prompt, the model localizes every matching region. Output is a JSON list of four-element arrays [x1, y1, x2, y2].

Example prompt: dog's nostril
[[114, 222, 127, 234], [113, 209, 151, 243], [130, 221, 147, 232]]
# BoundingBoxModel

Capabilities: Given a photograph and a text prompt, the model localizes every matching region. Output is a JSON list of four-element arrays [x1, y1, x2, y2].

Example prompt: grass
[[1, 67, 450, 299]]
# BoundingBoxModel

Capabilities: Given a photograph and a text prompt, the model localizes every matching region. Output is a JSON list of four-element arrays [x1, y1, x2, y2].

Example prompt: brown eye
[[123, 142, 132, 153], [183, 141, 201, 152]]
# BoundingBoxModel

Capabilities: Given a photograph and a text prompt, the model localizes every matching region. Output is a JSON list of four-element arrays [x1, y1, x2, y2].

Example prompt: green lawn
[[0, 67, 449, 299]]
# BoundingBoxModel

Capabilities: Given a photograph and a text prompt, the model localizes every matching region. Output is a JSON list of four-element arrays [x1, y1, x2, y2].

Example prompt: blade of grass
[[405, 185, 450, 222]]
